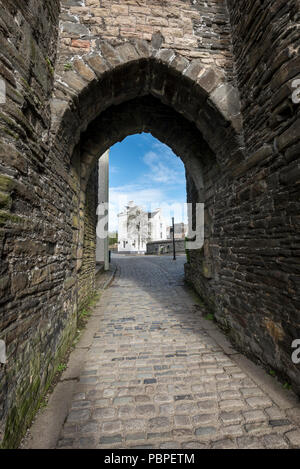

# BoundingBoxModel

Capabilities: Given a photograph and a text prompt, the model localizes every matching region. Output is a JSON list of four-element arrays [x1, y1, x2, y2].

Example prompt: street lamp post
[[171, 217, 176, 261]]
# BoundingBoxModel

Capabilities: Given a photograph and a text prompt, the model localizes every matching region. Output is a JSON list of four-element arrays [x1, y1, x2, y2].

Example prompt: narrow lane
[[57, 255, 300, 449]]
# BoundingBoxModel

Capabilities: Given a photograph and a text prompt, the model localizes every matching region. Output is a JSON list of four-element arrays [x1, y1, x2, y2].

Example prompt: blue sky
[[108, 133, 187, 231]]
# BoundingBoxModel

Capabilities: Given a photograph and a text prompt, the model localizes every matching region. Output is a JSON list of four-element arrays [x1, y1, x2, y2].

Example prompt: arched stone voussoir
[[97, 41, 136, 68], [51, 68, 96, 138], [183, 60, 242, 131], [84, 39, 151, 77], [51, 41, 154, 145], [208, 83, 244, 134], [196, 66, 226, 96], [50, 98, 70, 133], [58, 70, 91, 96], [154, 48, 176, 65], [50, 59, 99, 138], [182, 60, 226, 99], [72, 58, 97, 83], [50, 39, 244, 170]]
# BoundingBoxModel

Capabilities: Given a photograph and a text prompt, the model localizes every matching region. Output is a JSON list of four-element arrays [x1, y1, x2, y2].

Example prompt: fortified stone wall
[[187, 0, 300, 395], [216, 0, 300, 390], [146, 239, 186, 255], [78, 165, 98, 311], [58, 0, 235, 79], [0, 0, 70, 448], [227, 0, 300, 152]]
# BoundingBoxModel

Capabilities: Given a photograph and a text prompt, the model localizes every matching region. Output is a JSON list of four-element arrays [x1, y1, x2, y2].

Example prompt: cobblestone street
[[55, 255, 300, 449]]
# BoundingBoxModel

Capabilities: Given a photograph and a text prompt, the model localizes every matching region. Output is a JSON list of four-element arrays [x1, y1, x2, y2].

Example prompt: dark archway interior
[[73, 94, 221, 314], [79, 95, 217, 193], [57, 58, 243, 179]]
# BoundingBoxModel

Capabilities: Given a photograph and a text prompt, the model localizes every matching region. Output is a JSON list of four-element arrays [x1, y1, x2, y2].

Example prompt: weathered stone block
[[85, 55, 109, 77], [62, 22, 89, 37]]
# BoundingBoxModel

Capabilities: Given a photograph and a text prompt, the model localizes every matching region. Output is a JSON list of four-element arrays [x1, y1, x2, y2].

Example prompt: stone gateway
[[0, 0, 299, 448]]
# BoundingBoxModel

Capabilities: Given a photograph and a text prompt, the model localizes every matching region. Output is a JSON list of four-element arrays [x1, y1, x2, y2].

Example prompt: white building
[[118, 201, 167, 254], [166, 222, 188, 240]]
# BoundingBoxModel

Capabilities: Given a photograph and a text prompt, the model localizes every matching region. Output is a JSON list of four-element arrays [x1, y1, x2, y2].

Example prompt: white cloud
[[142, 143, 185, 185], [110, 165, 119, 174]]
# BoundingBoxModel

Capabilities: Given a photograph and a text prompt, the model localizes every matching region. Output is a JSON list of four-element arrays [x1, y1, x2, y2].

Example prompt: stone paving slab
[[55, 255, 300, 449]]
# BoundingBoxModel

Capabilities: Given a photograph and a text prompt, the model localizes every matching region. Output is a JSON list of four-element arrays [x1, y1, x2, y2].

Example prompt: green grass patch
[[283, 382, 292, 390], [57, 363, 67, 373], [76, 291, 101, 337], [45, 57, 54, 75], [64, 62, 73, 71], [204, 313, 214, 321]]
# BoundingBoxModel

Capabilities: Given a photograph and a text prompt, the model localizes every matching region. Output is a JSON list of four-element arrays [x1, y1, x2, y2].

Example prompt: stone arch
[[74, 96, 213, 287], [49, 39, 246, 312], [79, 95, 212, 194], [51, 40, 245, 169], [70, 94, 221, 308]]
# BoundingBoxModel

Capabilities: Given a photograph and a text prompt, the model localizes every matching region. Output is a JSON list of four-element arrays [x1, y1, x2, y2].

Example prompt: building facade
[[118, 202, 167, 254], [167, 222, 188, 240]]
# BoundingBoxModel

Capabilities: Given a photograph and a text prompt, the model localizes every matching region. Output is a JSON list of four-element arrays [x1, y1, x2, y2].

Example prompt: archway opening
[[48, 55, 245, 404], [71, 94, 221, 315], [51, 53, 243, 322], [104, 133, 188, 259]]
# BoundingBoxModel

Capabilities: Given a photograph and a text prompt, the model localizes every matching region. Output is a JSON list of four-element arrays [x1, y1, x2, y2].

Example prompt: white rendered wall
[[96, 150, 109, 269]]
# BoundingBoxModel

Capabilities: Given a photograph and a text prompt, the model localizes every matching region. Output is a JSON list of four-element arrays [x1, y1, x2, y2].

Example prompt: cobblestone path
[[57, 255, 300, 449]]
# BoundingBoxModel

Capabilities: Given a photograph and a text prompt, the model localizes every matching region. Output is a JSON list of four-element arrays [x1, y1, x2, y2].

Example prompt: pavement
[[22, 254, 300, 449]]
